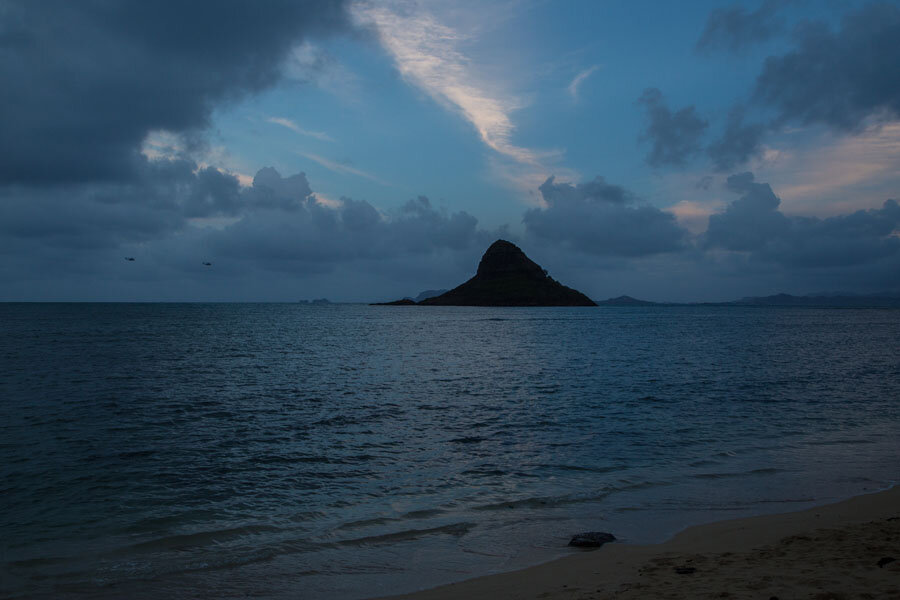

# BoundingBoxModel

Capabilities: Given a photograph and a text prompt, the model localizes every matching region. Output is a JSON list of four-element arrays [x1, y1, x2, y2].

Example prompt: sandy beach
[[378, 486, 900, 600]]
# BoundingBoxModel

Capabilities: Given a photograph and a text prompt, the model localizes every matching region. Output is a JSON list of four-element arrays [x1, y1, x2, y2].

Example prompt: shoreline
[[374, 485, 900, 599]]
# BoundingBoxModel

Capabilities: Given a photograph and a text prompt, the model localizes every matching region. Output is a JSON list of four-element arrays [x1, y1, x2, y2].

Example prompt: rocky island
[[374, 240, 596, 306]]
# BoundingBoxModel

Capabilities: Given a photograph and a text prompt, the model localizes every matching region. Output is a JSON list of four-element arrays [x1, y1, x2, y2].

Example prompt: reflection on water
[[1, 304, 899, 599]]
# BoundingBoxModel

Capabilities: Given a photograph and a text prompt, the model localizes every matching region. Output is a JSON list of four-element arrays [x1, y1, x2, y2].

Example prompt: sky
[[1, 0, 899, 302]]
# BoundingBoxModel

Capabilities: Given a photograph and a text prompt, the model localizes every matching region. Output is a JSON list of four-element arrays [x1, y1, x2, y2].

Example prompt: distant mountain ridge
[[591, 292, 900, 308], [594, 295, 657, 306], [731, 293, 900, 307]]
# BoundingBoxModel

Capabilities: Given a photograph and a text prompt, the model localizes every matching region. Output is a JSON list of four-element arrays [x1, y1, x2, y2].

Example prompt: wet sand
[[376, 486, 900, 600]]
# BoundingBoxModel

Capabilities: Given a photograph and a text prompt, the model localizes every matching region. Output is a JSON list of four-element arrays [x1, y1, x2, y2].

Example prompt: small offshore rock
[[877, 556, 895, 568], [568, 531, 616, 547]]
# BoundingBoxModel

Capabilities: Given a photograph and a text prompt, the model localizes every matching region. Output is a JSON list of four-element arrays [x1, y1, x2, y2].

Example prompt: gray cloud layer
[[209, 174, 494, 270], [0, 162, 502, 301], [523, 176, 688, 257], [706, 172, 900, 269], [2, 164, 898, 300], [0, 0, 349, 185]]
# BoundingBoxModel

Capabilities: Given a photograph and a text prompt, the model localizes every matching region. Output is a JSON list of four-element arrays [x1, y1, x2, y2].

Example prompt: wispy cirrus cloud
[[567, 65, 599, 100], [267, 117, 334, 142], [351, 0, 570, 192], [299, 151, 392, 187]]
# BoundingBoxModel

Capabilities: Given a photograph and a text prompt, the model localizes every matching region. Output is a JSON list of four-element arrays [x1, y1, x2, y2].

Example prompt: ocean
[[2, 303, 898, 599]]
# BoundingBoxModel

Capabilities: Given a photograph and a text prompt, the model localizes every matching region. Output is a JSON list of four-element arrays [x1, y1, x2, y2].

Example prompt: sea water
[[1, 303, 899, 599]]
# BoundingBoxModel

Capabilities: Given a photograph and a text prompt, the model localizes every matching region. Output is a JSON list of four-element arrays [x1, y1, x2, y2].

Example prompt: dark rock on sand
[[419, 240, 596, 307], [568, 531, 616, 547]]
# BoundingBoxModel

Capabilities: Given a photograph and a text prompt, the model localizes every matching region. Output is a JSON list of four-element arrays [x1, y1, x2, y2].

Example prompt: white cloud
[[567, 65, 599, 100], [140, 130, 254, 187], [267, 117, 334, 142], [665, 200, 722, 234], [140, 130, 184, 161], [311, 192, 344, 209]]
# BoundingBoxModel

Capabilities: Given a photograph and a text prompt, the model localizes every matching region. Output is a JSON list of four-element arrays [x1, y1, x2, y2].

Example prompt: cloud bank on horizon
[[0, 0, 898, 302]]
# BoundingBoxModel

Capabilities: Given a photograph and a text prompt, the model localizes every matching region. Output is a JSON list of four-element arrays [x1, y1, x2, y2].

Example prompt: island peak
[[418, 240, 596, 307]]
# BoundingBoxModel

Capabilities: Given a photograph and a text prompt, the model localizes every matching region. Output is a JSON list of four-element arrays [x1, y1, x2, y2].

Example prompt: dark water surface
[[1, 304, 899, 599]]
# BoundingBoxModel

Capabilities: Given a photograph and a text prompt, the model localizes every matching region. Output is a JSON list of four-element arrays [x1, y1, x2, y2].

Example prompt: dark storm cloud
[[0, 163, 503, 299], [754, 2, 900, 131], [706, 172, 900, 268], [522, 175, 688, 257], [706, 107, 767, 171], [0, 159, 244, 250], [0, 0, 349, 185], [696, 0, 787, 54], [0, 163, 495, 264], [638, 89, 709, 168]]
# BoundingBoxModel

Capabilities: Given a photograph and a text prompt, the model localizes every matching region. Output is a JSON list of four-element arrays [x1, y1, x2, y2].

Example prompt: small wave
[[118, 524, 283, 554], [461, 468, 507, 476], [202, 411, 236, 419], [473, 493, 603, 511], [531, 463, 628, 474], [687, 459, 720, 467], [120, 510, 220, 534], [449, 436, 486, 444], [9, 555, 70, 568], [336, 522, 474, 547], [808, 438, 875, 446], [115, 449, 157, 460], [336, 508, 448, 531], [312, 415, 359, 427], [336, 516, 398, 530], [401, 508, 445, 519], [691, 467, 785, 480]]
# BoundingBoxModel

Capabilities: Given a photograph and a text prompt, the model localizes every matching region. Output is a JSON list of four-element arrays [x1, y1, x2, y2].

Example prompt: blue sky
[[1, 0, 899, 301]]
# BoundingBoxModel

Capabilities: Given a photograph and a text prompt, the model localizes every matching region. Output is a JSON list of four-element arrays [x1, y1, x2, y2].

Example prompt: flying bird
[[124, 257, 135, 261]]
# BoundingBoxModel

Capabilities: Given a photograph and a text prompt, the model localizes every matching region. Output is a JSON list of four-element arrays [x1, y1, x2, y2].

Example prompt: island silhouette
[[374, 240, 596, 306]]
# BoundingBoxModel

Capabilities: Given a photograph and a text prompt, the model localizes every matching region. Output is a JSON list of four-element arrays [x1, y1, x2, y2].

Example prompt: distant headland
[[373, 240, 596, 307], [593, 292, 900, 308]]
